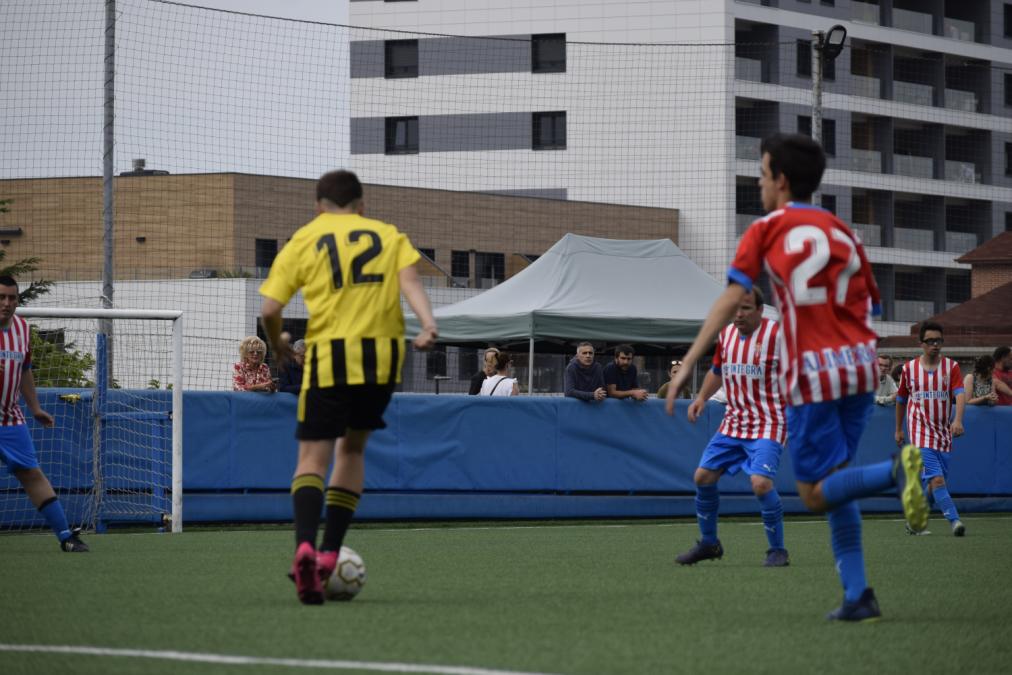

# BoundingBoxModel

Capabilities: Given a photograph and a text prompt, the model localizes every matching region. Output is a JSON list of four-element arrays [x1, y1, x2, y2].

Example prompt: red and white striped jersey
[[0, 315, 31, 426], [730, 203, 881, 406], [711, 317, 787, 444], [897, 356, 964, 452]]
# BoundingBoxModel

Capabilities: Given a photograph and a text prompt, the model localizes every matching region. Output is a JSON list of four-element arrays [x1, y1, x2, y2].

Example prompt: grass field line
[[0, 644, 559, 675]]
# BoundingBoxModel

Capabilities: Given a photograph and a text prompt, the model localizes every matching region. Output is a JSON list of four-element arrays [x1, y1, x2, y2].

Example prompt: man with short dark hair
[[875, 354, 897, 406], [896, 322, 966, 536], [0, 276, 88, 552], [603, 344, 648, 401], [564, 342, 606, 402], [261, 169, 438, 604], [993, 346, 1012, 406]]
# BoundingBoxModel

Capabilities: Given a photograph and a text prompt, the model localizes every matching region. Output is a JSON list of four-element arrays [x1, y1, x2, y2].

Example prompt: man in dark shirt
[[278, 339, 306, 394], [603, 344, 649, 401], [564, 341, 606, 402]]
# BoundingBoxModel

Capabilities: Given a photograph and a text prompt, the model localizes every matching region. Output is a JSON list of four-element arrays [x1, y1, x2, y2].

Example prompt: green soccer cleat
[[894, 445, 929, 534]]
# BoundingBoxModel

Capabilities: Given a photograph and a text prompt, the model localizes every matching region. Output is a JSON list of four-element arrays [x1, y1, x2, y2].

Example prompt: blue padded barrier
[[3, 391, 1010, 525]]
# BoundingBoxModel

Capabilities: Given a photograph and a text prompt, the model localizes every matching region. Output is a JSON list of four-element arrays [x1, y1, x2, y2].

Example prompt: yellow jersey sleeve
[[395, 232, 421, 271], [259, 237, 302, 305]]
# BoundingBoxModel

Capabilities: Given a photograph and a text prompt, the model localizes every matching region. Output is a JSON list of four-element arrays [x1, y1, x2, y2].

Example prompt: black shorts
[[296, 384, 395, 440]]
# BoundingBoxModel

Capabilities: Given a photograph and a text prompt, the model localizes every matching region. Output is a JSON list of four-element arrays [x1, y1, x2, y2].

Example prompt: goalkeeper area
[[1, 517, 1010, 675]]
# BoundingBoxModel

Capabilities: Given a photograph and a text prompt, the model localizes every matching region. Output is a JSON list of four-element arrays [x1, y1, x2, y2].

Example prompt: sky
[[1, 0, 350, 179]]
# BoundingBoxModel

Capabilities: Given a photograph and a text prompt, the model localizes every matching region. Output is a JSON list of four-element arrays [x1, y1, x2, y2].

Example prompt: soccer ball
[[324, 546, 367, 601]]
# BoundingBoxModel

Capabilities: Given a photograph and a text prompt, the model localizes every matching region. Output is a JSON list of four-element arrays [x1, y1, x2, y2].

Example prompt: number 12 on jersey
[[316, 230, 385, 290]]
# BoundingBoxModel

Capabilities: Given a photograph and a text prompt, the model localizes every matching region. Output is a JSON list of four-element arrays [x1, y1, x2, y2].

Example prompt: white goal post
[[12, 307, 184, 533]]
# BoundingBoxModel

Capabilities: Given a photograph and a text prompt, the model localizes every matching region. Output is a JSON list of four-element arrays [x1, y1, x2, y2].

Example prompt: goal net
[[0, 308, 183, 534]]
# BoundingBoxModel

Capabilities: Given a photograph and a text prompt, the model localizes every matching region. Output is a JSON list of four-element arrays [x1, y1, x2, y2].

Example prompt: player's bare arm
[[894, 399, 906, 447], [950, 390, 966, 437], [993, 378, 1012, 398], [666, 282, 746, 416], [399, 264, 438, 351], [260, 298, 293, 367], [687, 369, 723, 423], [19, 369, 54, 428]]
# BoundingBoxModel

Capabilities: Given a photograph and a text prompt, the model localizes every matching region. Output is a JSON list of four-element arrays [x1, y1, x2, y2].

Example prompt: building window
[[425, 345, 447, 378], [474, 252, 505, 284], [1006, 143, 1012, 175], [1006, 5, 1012, 37], [385, 116, 418, 154], [821, 0, 835, 6], [1006, 212, 1012, 232], [797, 40, 811, 78], [1006, 74, 1012, 106], [798, 116, 836, 156], [736, 181, 763, 216], [532, 33, 566, 73], [821, 194, 837, 214], [255, 238, 278, 272], [417, 247, 435, 262], [385, 39, 418, 78], [451, 250, 470, 279], [533, 111, 566, 150], [458, 349, 478, 381]]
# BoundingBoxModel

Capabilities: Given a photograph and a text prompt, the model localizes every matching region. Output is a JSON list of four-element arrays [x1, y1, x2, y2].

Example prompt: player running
[[673, 286, 790, 567], [666, 133, 928, 621], [260, 170, 437, 604], [0, 276, 88, 552], [895, 322, 966, 536]]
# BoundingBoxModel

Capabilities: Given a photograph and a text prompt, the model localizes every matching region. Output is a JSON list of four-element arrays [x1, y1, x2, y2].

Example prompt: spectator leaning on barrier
[[657, 360, 687, 400], [468, 347, 499, 395], [565, 341, 606, 402], [479, 351, 519, 396], [993, 346, 1012, 406], [278, 339, 306, 394], [604, 344, 648, 401], [875, 355, 897, 406], [233, 335, 275, 392], [964, 354, 998, 406]]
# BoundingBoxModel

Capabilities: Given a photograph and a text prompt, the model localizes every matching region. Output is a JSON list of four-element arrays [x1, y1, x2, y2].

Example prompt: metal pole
[[527, 337, 534, 395], [811, 29, 823, 207], [102, 0, 116, 374], [171, 316, 184, 533]]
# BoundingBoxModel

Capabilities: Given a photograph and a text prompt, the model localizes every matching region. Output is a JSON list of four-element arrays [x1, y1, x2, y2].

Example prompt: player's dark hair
[[614, 344, 634, 357], [316, 170, 363, 207], [0, 275, 18, 290], [760, 133, 825, 202], [973, 354, 995, 380], [919, 321, 944, 343], [994, 345, 1011, 362]]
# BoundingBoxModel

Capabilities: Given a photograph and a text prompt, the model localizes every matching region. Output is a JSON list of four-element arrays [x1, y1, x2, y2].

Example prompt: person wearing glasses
[[895, 322, 966, 537], [656, 360, 687, 399], [232, 336, 276, 392]]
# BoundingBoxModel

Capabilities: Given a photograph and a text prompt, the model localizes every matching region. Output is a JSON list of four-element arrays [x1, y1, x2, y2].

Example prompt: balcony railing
[[851, 222, 881, 247], [893, 80, 934, 106], [893, 7, 933, 35], [851, 74, 881, 99], [943, 17, 974, 42], [894, 226, 935, 251], [894, 154, 934, 179], [735, 57, 762, 82], [944, 88, 978, 113], [944, 160, 979, 184], [944, 231, 978, 254], [852, 1, 880, 25], [851, 148, 882, 173], [736, 135, 761, 160], [894, 300, 936, 322]]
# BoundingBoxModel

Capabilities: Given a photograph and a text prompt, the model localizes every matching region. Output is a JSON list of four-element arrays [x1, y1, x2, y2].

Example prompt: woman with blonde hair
[[233, 335, 275, 392], [479, 351, 519, 396], [468, 347, 500, 395]]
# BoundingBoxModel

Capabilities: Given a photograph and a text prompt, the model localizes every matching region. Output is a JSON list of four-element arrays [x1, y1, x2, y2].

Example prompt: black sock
[[321, 487, 360, 552], [291, 474, 325, 548]]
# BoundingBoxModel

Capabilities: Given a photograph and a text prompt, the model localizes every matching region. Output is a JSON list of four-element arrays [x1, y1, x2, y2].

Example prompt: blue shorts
[[785, 393, 874, 483], [921, 448, 950, 481], [699, 432, 784, 479], [0, 424, 39, 474]]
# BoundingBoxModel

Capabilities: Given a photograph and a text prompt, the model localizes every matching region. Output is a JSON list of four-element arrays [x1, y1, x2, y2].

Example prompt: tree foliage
[[29, 328, 96, 388]]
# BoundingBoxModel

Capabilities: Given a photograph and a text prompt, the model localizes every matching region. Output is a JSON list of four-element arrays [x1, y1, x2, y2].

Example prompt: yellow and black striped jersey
[[259, 212, 420, 387]]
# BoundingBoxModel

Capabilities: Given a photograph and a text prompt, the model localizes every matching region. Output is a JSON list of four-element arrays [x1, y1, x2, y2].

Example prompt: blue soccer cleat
[[827, 587, 881, 622], [894, 445, 929, 534], [762, 548, 790, 567]]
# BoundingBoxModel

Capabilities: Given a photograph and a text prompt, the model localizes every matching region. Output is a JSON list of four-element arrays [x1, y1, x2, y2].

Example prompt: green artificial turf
[[1, 516, 1010, 675]]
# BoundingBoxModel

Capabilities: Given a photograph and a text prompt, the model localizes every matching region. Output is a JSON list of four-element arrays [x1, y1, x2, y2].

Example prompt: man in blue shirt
[[603, 344, 648, 401], [564, 342, 606, 402]]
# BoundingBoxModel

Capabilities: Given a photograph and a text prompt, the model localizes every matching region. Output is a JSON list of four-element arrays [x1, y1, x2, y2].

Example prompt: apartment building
[[348, 0, 1012, 336]]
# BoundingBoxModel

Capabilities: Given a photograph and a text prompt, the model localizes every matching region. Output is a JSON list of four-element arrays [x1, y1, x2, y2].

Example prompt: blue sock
[[931, 485, 959, 522], [39, 497, 72, 542], [821, 460, 894, 508], [695, 483, 719, 545], [757, 489, 784, 550], [827, 501, 867, 603]]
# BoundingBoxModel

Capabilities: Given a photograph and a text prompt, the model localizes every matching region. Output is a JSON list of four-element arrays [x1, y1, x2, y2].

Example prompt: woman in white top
[[479, 351, 519, 396]]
